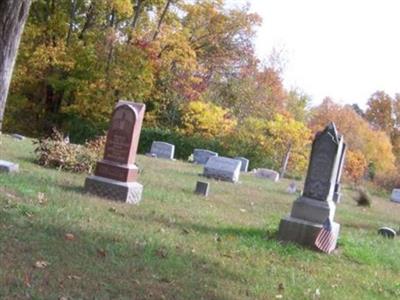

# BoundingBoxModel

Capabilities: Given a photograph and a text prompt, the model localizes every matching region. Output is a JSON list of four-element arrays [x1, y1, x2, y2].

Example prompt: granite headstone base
[[278, 216, 340, 250], [290, 196, 336, 224], [0, 160, 19, 173], [84, 175, 143, 204]]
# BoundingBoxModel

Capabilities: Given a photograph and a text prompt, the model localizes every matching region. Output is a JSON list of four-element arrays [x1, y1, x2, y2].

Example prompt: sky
[[227, 0, 400, 107]]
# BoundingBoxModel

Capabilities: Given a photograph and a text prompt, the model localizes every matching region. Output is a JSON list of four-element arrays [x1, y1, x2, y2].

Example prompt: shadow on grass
[[0, 206, 242, 300]]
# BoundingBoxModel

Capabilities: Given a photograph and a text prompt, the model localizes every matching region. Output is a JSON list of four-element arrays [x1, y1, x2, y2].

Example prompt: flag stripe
[[314, 218, 337, 254]]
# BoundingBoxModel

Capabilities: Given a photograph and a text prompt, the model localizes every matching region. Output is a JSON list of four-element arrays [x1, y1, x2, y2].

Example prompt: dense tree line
[[3, 0, 400, 182]]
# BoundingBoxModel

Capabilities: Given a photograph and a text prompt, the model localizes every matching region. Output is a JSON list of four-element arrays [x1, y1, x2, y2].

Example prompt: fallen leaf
[[155, 248, 168, 258], [278, 282, 284, 292], [67, 275, 81, 280], [97, 249, 106, 258], [275, 295, 283, 299], [37, 192, 47, 204], [240, 208, 246, 212], [65, 233, 75, 241], [24, 272, 31, 287], [214, 234, 222, 242], [34, 260, 49, 269], [182, 228, 190, 234]]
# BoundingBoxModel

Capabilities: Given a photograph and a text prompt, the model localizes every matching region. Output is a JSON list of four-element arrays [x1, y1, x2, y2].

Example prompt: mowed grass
[[1, 134, 400, 299]]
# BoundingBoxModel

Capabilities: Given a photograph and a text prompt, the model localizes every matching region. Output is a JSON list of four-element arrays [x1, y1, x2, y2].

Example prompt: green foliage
[[138, 127, 225, 160]]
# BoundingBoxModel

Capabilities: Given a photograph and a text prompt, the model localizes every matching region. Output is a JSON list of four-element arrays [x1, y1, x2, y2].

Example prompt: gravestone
[[234, 157, 249, 172], [11, 134, 25, 140], [195, 181, 210, 197], [378, 227, 396, 239], [149, 141, 175, 160], [193, 149, 218, 165], [85, 101, 146, 204], [278, 122, 346, 251], [203, 156, 241, 183], [390, 189, 400, 203], [254, 168, 279, 182], [287, 181, 297, 194], [0, 160, 19, 173]]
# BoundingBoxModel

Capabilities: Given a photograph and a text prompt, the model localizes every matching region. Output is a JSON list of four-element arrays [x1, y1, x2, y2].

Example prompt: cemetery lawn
[[1, 135, 400, 300]]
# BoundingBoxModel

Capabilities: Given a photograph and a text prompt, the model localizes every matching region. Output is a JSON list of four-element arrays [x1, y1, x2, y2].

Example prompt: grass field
[[1, 134, 400, 299]]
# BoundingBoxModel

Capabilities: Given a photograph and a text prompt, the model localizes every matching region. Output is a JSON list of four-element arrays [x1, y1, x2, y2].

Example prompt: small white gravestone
[[193, 149, 218, 165], [0, 160, 19, 173], [287, 181, 297, 194], [254, 168, 279, 182], [203, 156, 241, 183], [150, 141, 175, 159], [234, 157, 249, 172], [390, 189, 400, 203]]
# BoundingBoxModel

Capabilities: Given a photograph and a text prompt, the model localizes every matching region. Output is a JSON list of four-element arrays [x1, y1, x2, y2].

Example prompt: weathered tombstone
[[193, 149, 218, 165], [195, 181, 210, 197], [203, 156, 241, 183], [84, 101, 145, 204], [234, 157, 249, 172], [11, 133, 25, 140], [149, 141, 175, 160], [278, 122, 346, 251], [378, 227, 396, 238], [254, 168, 279, 182], [390, 189, 400, 203], [287, 181, 297, 194], [0, 160, 19, 173]]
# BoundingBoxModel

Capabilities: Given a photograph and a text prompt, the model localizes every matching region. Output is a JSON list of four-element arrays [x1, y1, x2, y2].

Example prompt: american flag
[[315, 218, 336, 254]]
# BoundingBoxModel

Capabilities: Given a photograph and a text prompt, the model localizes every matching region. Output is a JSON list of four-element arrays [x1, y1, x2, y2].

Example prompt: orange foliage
[[344, 150, 367, 183]]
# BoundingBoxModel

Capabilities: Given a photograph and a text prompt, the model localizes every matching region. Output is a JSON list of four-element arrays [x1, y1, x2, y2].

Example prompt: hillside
[[1, 134, 400, 299]]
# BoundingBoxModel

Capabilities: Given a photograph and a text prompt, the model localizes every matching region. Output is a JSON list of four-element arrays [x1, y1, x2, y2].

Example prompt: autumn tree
[[365, 91, 394, 135], [310, 98, 395, 175], [0, 0, 32, 131]]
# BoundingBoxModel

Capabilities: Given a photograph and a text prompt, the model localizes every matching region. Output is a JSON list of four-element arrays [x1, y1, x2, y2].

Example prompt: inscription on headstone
[[149, 141, 175, 160], [85, 101, 146, 204], [203, 156, 241, 183]]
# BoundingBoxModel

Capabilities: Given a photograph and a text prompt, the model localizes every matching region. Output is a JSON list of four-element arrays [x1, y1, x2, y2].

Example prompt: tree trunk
[[280, 143, 292, 179], [0, 0, 32, 131], [152, 0, 172, 41]]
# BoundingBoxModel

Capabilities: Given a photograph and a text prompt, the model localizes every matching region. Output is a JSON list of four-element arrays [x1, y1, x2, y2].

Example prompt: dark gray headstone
[[0, 160, 19, 173], [234, 157, 249, 172], [378, 227, 396, 239], [278, 122, 346, 252], [195, 181, 209, 197], [193, 149, 218, 165], [303, 123, 340, 201]]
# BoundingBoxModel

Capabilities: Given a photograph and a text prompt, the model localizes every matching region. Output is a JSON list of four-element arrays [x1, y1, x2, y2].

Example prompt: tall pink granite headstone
[[84, 101, 145, 204]]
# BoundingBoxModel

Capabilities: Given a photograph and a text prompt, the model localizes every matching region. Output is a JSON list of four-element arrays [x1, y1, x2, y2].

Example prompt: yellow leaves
[[180, 101, 237, 138], [108, 0, 133, 18]]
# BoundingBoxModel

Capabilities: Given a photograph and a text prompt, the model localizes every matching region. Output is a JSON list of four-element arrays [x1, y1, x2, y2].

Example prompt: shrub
[[35, 128, 105, 173], [373, 171, 400, 192], [138, 127, 226, 160], [354, 188, 372, 207]]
